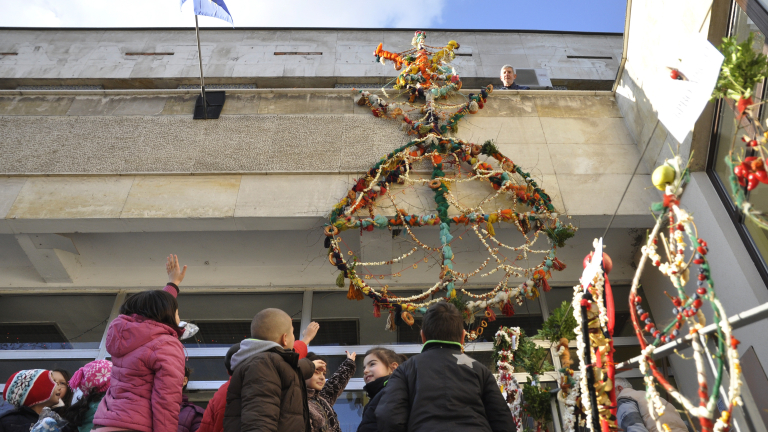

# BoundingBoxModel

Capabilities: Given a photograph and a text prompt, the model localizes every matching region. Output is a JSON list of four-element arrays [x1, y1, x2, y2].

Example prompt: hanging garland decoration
[[572, 240, 617, 432], [710, 33, 768, 230], [493, 326, 523, 432], [323, 31, 576, 326], [633, 155, 743, 432]]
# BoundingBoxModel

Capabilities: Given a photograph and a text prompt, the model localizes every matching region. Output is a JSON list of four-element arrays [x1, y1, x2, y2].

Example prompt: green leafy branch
[[711, 33, 768, 102]]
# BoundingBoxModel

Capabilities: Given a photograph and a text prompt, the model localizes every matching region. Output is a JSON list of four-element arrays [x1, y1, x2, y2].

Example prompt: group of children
[[1, 255, 516, 432]]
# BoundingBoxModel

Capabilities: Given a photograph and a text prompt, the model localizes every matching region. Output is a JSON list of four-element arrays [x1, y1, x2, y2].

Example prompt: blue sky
[[0, 0, 626, 33]]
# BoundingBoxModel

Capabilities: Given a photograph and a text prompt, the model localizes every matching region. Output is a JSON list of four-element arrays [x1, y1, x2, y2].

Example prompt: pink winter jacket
[[94, 286, 185, 432]]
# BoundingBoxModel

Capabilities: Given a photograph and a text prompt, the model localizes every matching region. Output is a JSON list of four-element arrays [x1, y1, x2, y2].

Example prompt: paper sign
[[656, 35, 725, 143]]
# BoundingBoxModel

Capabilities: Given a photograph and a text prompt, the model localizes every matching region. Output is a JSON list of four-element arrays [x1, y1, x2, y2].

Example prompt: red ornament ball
[[582, 252, 613, 274]]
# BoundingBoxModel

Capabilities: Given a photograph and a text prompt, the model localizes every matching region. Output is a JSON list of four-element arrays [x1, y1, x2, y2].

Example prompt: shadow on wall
[[614, 68, 694, 172]]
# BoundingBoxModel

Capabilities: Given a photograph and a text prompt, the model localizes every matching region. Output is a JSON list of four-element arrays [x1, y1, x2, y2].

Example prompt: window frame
[[705, 0, 768, 286]]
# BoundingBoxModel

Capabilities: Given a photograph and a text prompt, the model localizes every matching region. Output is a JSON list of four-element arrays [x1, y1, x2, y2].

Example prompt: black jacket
[[356, 375, 389, 432], [376, 341, 515, 432], [224, 340, 315, 432], [0, 406, 39, 432]]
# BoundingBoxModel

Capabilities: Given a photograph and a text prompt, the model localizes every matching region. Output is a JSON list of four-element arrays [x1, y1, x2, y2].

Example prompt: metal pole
[[616, 301, 768, 368], [194, 15, 207, 120]]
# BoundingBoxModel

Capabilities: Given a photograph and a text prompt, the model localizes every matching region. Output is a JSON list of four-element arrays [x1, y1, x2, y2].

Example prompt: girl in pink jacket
[[92, 255, 188, 432]]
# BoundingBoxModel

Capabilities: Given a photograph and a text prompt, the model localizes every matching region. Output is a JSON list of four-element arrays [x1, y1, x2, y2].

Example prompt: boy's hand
[[345, 351, 356, 361], [166, 254, 187, 285], [312, 359, 326, 373], [302, 322, 320, 345]]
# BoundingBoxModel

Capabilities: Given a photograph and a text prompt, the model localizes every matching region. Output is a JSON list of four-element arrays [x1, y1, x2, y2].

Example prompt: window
[[0, 294, 115, 350], [182, 320, 301, 348], [709, 2, 768, 280]]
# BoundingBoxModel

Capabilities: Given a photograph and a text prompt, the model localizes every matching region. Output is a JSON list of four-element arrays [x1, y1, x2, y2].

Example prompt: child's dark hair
[[421, 302, 464, 342], [53, 369, 73, 409], [363, 347, 402, 367], [120, 290, 178, 329], [63, 391, 106, 427], [305, 352, 327, 364], [183, 366, 191, 390]]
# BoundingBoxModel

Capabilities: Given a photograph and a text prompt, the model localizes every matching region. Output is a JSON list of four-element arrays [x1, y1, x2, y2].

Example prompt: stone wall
[[0, 29, 622, 88]]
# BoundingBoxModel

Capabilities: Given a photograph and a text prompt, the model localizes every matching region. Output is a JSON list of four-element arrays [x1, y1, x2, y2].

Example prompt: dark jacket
[[307, 358, 355, 432], [0, 405, 40, 432], [376, 341, 515, 432], [179, 396, 205, 432], [224, 339, 315, 432], [356, 375, 389, 432]]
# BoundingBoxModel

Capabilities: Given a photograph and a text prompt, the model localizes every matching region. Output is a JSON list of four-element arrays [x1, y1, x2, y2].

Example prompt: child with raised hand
[[304, 350, 356, 432], [64, 360, 112, 432], [224, 309, 324, 432], [377, 302, 515, 432], [92, 254, 189, 432], [356, 348, 404, 432]]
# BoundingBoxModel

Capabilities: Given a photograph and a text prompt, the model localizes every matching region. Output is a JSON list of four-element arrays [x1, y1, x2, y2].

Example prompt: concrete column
[[15, 233, 80, 283]]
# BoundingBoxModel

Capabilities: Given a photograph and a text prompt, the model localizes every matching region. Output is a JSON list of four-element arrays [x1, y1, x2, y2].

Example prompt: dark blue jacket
[[356, 375, 389, 432], [376, 341, 514, 432]]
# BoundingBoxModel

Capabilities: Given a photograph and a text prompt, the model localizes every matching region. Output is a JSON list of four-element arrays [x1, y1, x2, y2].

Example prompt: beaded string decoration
[[572, 239, 618, 432], [633, 155, 743, 432], [323, 31, 576, 327], [493, 326, 523, 431]]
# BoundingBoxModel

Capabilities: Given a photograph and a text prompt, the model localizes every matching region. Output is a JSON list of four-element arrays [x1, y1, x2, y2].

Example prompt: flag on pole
[[180, 0, 234, 26]]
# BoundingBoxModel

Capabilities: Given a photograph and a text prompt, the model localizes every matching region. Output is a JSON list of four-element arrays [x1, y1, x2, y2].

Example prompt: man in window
[[499, 65, 530, 90]]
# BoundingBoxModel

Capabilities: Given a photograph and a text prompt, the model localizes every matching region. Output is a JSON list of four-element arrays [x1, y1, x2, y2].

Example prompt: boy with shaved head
[[224, 309, 324, 432]]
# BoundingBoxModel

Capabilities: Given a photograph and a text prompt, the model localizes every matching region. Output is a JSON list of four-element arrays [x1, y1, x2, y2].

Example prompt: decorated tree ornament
[[493, 326, 523, 432], [632, 155, 743, 432], [572, 239, 618, 432], [323, 31, 576, 324]]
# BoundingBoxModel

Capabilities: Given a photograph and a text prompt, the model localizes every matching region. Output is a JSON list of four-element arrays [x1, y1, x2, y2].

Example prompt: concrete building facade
[[0, 22, 765, 432]]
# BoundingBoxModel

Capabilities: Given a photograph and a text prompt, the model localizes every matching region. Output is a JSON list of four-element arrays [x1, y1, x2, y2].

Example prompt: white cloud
[[0, 0, 447, 28]]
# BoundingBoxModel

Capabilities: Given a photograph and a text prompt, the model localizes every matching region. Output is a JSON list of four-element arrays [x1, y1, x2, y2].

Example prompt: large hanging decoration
[[634, 155, 743, 432], [493, 326, 523, 431], [323, 31, 576, 328], [571, 239, 617, 432]]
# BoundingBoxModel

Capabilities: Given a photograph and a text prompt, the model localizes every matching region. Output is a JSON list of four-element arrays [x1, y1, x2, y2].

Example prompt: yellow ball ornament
[[652, 165, 676, 190]]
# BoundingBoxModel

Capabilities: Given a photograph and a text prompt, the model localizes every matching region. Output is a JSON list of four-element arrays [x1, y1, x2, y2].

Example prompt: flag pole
[[194, 14, 208, 119]]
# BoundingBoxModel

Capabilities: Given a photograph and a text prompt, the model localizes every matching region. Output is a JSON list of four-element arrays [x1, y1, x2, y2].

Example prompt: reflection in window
[[335, 391, 365, 432], [0, 294, 114, 350], [710, 5, 768, 267]]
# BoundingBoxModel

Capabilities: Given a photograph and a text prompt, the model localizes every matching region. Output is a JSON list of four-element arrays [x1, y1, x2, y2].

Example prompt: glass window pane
[[177, 293, 303, 348], [311, 355, 365, 379], [335, 391, 365, 432], [0, 359, 91, 385], [186, 357, 231, 381], [0, 294, 114, 349], [311, 291, 422, 346]]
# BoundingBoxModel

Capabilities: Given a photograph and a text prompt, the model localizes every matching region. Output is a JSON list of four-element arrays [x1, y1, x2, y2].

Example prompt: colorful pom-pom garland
[[323, 31, 577, 327]]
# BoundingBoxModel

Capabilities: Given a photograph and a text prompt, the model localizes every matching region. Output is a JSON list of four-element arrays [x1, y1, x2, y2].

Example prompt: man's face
[[501, 68, 516, 86]]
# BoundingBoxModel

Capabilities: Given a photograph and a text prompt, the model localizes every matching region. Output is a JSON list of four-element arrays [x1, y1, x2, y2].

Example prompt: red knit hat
[[3, 369, 57, 407]]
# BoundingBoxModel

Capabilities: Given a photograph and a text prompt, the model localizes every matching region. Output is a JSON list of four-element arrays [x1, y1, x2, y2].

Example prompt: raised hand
[[346, 351, 356, 361], [166, 254, 187, 285], [302, 322, 320, 345]]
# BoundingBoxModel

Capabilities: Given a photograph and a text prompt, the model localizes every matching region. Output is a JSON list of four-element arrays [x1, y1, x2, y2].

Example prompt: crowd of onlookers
[[1, 255, 516, 432]]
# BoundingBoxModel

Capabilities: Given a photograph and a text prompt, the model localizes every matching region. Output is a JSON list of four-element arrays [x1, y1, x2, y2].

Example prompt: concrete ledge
[[1, 173, 658, 233], [0, 88, 614, 97]]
